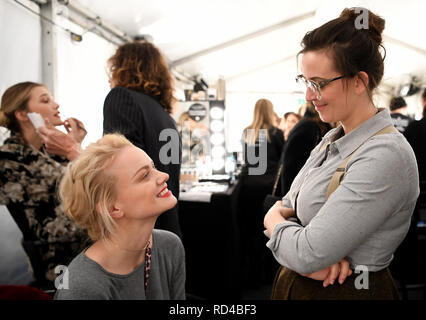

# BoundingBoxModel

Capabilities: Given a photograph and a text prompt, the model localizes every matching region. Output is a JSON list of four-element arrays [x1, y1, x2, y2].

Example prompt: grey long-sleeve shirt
[[265, 108, 419, 274], [54, 229, 185, 300]]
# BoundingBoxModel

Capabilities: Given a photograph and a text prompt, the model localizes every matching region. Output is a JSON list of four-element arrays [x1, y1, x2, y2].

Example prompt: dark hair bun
[[339, 7, 385, 45], [299, 7, 386, 93]]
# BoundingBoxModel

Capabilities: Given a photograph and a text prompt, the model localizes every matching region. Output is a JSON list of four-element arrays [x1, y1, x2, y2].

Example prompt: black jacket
[[280, 118, 322, 196], [103, 86, 182, 237], [242, 127, 284, 177], [404, 117, 426, 182]]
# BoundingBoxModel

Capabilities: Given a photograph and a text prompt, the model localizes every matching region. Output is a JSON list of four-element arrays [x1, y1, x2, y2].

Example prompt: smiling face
[[301, 50, 358, 125], [27, 86, 62, 126], [110, 145, 177, 222]]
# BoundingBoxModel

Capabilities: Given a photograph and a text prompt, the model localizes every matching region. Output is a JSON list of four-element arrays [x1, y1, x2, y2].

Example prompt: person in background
[[242, 99, 285, 177], [103, 41, 182, 238], [55, 134, 185, 300], [281, 112, 301, 141], [390, 89, 426, 296], [273, 112, 281, 128], [404, 88, 426, 183], [264, 7, 419, 299], [0, 82, 89, 288], [239, 98, 284, 288], [279, 102, 330, 196], [389, 96, 413, 133]]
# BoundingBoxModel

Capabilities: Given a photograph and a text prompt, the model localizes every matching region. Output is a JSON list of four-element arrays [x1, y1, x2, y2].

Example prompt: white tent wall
[[55, 17, 116, 147], [0, 0, 42, 97], [0, 0, 117, 147]]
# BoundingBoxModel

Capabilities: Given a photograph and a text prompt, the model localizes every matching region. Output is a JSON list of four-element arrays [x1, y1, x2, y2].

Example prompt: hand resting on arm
[[264, 201, 352, 287]]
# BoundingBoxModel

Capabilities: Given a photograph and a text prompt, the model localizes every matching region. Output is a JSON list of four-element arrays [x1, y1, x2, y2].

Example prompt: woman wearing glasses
[[264, 8, 419, 299]]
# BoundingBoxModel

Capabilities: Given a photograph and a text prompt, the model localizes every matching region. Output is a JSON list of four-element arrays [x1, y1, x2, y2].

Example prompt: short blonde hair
[[59, 134, 133, 241]]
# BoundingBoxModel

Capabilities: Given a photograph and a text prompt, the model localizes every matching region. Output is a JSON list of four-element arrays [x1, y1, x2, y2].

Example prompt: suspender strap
[[325, 125, 398, 201], [272, 163, 283, 196], [320, 140, 330, 152], [325, 157, 352, 200]]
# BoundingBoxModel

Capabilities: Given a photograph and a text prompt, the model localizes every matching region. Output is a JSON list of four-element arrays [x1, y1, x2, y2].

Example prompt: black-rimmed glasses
[[295, 74, 345, 100]]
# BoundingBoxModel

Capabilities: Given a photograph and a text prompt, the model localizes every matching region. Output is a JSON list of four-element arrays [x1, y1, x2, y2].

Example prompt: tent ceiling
[[76, 0, 426, 92]]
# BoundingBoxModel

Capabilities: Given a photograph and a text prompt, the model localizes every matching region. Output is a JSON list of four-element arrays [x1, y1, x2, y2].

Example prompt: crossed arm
[[264, 201, 352, 287]]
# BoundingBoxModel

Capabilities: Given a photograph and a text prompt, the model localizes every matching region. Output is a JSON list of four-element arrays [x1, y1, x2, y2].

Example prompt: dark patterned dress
[[0, 130, 89, 284]]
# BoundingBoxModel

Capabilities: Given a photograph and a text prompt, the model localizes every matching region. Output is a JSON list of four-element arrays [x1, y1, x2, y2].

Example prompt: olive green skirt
[[271, 266, 400, 300]]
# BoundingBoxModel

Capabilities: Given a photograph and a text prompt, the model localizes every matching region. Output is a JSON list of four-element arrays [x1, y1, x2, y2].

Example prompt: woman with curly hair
[[103, 41, 182, 238]]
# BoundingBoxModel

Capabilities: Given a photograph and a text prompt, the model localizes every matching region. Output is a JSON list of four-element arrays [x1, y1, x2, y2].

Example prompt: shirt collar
[[325, 108, 394, 160]]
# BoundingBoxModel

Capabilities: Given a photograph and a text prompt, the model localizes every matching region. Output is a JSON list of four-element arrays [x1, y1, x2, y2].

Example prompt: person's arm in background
[[103, 87, 146, 151]]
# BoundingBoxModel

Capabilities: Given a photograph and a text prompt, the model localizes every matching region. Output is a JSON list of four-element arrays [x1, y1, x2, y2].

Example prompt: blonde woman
[[0, 82, 88, 287], [239, 99, 284, 288], [54, 134, 185, 300]]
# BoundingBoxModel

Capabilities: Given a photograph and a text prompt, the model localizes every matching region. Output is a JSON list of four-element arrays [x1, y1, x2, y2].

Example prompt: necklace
[[110, 238, 152, 296], [144, 243, 152, 296]]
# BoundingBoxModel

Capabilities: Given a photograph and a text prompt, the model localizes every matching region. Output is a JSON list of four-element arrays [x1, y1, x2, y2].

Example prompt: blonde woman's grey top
[[54, 229, 185, 300], [265, 108, 419, 274]]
